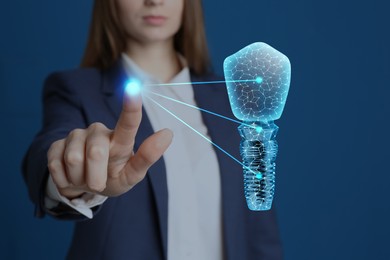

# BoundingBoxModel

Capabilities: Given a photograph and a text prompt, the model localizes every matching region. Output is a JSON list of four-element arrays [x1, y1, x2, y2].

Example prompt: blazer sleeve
[[22, 72, 100, 220]]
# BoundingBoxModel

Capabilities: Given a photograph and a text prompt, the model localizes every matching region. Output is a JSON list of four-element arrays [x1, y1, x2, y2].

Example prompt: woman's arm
[[22, 71, 172, 220]]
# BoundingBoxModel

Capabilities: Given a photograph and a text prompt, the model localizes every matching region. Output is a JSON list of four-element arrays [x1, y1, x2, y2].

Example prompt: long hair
[[81, 0, 211, 75]]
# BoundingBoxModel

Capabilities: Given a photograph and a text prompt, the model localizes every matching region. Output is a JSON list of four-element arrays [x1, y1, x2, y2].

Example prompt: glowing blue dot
[[255, 76, 263, 84], [256, 126, 263, 133], [255, 173, 263, 179], [125, 79, 141, 96]]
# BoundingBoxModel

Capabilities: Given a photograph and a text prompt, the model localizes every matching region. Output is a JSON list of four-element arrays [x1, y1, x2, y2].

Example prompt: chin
[[141, 31, 177, 44]]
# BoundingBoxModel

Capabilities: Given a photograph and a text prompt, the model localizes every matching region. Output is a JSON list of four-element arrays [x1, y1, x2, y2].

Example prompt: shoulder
[[44, 67, 102, 88], [42, 67, 104, 98]]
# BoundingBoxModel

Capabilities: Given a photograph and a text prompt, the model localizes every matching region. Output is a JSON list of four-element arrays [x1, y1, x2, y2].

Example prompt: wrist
[[57, 187, 86, 200]]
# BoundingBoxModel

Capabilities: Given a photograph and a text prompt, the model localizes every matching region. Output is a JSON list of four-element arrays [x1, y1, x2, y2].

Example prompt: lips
[[143, 15, 167, 26]]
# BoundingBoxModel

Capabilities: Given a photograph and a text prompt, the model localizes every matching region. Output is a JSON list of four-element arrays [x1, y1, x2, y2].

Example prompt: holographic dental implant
[[224, 42, 291, 211]]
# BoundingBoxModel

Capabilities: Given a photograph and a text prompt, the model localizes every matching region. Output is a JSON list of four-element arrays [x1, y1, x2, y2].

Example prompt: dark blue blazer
[[23, 61, 283, 260]]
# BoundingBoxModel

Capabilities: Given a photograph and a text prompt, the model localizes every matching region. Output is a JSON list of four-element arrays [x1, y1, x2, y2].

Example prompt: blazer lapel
[[102, 61, 169, 259], [101, 65, 245, 259], [192, 73, 245, 259]]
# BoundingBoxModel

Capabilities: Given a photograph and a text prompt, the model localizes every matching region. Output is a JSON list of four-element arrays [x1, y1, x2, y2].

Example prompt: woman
[[23, 0, 283, 259]]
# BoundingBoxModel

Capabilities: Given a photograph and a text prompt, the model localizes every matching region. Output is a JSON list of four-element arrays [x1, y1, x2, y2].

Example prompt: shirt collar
[[121, 52, 190, 85]]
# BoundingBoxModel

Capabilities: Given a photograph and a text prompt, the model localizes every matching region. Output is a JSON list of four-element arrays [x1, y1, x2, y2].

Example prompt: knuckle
[[135, 172, 146, 183], [87, 145, 107, 161], [47, 159, 62, 174], [48, 139, 64, 156], [68, 128, 84, 139], [50, 139, 63, 148], [87, 181, 106, 192], [64, 151, 84, 166], [89, 122, 106, 132], [139, 152, 154, 167], [128, 171, 146, 186]]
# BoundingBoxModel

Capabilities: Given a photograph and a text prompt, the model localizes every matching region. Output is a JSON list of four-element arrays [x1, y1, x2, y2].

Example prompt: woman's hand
[[47, 93, 173, 199]]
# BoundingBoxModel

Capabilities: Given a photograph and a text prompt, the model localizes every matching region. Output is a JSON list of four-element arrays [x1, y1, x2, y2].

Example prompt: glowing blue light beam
[[145, 95, 257, 175], [143, 89, 256, 129], [144, 78, 262, 87], [125, 78, 142, 96]]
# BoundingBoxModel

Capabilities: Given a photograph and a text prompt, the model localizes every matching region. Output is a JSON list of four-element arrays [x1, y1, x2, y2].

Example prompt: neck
[[125, 39, 182, 83]]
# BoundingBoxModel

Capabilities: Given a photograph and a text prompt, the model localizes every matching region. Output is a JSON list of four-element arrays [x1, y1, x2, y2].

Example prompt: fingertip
[[125, 78, 142, 97], [123, 79, 143, 108], [123, 90, 143, 111], [160, 128, 173, 138], [157, 128, 173, 147], [122, 79, 142, 109]]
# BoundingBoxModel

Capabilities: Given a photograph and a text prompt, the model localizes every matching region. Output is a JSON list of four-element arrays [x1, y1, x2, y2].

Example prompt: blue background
[[1, 0, 389, 259]]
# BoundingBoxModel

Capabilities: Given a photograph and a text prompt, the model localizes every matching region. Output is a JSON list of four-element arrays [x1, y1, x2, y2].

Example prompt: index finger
[[111, 81, 143, 148]]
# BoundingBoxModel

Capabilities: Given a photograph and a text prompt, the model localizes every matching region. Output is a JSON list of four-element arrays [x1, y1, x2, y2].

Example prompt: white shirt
[[45, 54, 223, 260]]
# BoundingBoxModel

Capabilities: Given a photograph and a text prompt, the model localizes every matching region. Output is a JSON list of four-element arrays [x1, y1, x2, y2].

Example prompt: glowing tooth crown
[[224, 42, 291, 122]]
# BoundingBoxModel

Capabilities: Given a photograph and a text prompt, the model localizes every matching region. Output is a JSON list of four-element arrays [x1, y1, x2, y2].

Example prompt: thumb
[[123, 128, 173, 185]]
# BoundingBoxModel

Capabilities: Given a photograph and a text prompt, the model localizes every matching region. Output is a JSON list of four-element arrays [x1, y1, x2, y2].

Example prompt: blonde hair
[[81, 0, 211, 75]]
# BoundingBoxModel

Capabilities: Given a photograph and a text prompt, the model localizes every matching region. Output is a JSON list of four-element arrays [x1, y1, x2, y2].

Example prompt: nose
[[145, 0, 164, 6]]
